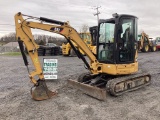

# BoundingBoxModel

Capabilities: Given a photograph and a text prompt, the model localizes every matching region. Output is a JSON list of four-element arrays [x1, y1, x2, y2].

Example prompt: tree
[[39, 40, 45, 45], [79, 24, 89, 33], [0, 32, 16, 42], [0, 32, 66, 46]]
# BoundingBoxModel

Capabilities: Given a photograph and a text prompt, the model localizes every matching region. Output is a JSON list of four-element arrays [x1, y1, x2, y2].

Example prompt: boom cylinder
[[40, 17, 65, 25]]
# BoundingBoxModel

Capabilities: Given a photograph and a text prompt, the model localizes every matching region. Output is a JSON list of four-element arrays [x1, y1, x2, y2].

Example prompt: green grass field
[[1, 52, 21, 56]]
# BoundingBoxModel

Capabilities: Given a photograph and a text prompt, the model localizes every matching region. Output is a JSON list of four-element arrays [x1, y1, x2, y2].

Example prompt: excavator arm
[[15, 12, 99, 100]]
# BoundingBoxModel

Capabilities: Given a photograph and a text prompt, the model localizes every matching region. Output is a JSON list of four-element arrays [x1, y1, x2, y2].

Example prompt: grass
[[1, 52, 21, 56]]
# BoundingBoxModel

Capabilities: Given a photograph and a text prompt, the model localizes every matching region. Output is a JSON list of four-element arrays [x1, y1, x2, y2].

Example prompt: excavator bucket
[[31, 80, 57, 101], [67, 79, 107, 101]]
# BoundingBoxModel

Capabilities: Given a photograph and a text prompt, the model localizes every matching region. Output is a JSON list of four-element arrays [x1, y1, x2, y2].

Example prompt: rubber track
[[106, 73, 151, 96]]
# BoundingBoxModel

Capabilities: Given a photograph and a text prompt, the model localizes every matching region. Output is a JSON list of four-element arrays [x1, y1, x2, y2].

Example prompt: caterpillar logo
[[50, 27, 63, 32]]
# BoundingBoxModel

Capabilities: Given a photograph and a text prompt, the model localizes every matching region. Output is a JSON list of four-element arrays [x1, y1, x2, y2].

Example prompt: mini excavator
[[15, 12, 151, 101], [62, 32, 91, 56]]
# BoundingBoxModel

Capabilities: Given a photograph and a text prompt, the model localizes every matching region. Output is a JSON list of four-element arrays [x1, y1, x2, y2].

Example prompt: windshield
[[98, 21, 115, 62], [118, 18, 135, 62], [99, 22, 115, 43], [138, 35, 141, 41], [156, 37, 160, 43]]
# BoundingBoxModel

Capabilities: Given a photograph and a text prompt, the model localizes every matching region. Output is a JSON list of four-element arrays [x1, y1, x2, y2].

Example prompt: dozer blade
[[68, 79, 107, 101], [31, 80, 57, 101]]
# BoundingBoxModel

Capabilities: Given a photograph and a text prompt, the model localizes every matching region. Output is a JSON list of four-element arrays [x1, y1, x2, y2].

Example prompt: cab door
[[116, 17, 137, 64]]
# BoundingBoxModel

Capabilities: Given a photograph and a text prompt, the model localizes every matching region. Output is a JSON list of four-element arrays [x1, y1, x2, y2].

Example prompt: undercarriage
[[68, 73, 151, 100]]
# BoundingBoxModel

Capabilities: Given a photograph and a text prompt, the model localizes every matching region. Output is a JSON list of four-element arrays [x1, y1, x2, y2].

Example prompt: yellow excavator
[[62, 32, 91, 56], [62, 26, 97, 56], [15, 12, 151, 101], [138, 31, 156, 52]]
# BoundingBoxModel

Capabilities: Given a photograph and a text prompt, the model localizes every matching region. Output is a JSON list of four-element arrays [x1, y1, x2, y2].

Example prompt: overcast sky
[[0, 0, 160, 38]]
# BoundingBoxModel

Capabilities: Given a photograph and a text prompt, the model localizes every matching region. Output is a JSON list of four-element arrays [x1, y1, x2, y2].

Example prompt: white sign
[[43, 59, 58, 79]]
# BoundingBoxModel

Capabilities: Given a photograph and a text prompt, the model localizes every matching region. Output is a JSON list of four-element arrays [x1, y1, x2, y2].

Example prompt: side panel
[[98, 62, 138, 75]]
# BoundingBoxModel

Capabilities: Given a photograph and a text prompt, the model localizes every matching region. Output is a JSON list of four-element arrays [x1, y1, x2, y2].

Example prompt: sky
[[0, 0, 160, 39]]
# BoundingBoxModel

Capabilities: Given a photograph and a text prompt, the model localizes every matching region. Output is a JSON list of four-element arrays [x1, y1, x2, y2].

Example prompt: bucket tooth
[[31, 80, 57, 101]]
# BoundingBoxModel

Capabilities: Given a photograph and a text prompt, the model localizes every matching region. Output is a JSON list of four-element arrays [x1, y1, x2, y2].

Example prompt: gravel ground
[[1, 52, 160, 120]]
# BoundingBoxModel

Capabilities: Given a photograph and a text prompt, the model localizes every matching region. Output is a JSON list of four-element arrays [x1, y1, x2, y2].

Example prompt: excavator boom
[[15, 12, 99, 100]]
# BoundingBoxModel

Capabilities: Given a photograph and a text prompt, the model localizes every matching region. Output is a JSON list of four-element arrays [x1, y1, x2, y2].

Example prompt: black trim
[[40, 17, 65, 25], [89, 26, 98, 46], [18, 37, 28, 66]]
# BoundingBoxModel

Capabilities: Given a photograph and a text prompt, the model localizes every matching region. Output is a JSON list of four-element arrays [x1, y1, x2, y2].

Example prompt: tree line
[[0, 24, 89, 46], [0, 32, 66, 46]]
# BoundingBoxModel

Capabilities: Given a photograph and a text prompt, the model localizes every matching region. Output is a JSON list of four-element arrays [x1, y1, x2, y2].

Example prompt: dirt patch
[[1, 52, 160, 120]]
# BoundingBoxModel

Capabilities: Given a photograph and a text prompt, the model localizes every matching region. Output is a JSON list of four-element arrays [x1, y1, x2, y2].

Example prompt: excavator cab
[[69, 14, 150, 100], [97, 14, 138, 64]]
